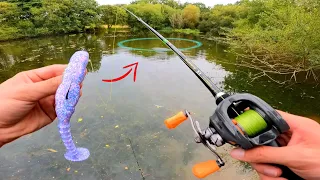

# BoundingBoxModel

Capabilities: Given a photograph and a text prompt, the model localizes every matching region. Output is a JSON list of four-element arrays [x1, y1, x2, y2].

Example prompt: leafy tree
[[131, 0, 159, 4], [0, 2, 20, 23], [198, 4, 247, 36], [0, 0, 101, 41], [224, 0, 320, 76], [182, 4, 200, 29], [159, 0, 179, 8], [160, 4, 175, 27], [126, 3, 166, 30], [169, 10, 183, 29], [100, 5, 128, 28]]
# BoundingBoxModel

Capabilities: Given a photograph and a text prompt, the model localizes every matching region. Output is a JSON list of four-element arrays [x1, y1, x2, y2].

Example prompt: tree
[[0, 2, 20, 22], [131, 0, 159, 4], [100, 5, 128, 29], [223, 0, 320, 78], [192, 2, 209, 12], [182, 4, 200, 29], [169, 10, 183, 29], [0, 0, 101, 41], [126, 3, 166, 30], [198, 4, 247, 36], [159, 0, 179, 8], [161, 4, 175, 27]]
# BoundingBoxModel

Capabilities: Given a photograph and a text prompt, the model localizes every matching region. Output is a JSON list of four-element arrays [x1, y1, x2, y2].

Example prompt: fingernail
[[264, 169, 278, 177], [230, 148, 245, 159]]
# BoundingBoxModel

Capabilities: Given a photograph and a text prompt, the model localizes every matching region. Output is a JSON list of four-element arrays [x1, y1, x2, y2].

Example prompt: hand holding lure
[[55, 51, 90, 162]]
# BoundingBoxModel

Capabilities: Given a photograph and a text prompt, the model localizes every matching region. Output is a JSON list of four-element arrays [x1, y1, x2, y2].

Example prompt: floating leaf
[[78, 118, 83, 123], [80, 129, 87, 138], [67, 168, 70, 172], [74, 170, 78, 173], [47, 149, 58, 153], [105, 144, 110, 148], [101, 116, 104, 118], [155, 105, 163, 108], [115, 125, 119, 128]]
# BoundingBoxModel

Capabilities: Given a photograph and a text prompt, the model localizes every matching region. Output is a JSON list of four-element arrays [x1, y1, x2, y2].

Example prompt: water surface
[[0, 31, 318, 180]]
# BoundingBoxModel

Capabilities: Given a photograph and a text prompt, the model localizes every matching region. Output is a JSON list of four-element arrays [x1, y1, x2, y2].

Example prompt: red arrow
[[102, 62, 139, 83]]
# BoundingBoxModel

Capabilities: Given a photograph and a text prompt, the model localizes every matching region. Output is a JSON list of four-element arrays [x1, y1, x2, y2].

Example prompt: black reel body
[[165, 93, 303, 179], [210, 93, 290, 149]]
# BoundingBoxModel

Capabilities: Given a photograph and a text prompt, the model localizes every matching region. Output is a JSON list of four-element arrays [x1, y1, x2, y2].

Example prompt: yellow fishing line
[[89, 59, 109, 109], [109, 8, 119, 101], [235, 110, 267, 137]]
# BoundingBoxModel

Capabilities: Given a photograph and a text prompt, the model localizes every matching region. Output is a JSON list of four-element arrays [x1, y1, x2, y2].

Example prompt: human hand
[[230, 111, 320, 180], [0, 65, 84, 147]]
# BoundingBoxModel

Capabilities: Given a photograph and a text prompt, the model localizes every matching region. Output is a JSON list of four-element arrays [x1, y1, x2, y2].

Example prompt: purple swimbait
[[55, 51, 90, 162]]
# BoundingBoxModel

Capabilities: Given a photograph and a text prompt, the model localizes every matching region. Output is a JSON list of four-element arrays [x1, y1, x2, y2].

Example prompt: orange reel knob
[[164, 111, 188, 129], [192, 160, 220, 179]]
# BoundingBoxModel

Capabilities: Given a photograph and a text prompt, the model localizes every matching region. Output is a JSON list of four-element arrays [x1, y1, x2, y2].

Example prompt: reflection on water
[[0, 31, 318, 180]]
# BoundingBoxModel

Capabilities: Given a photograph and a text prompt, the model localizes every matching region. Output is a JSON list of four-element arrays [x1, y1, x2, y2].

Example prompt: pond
[[0, 31, 319, 180]]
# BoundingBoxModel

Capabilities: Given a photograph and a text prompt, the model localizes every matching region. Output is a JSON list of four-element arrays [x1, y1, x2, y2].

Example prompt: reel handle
[[192, 160, 220, 178], [164, 111, 188, 129]]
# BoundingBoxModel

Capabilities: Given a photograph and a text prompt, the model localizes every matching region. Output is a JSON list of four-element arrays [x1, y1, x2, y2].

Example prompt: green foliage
[[99, 5, 128, 29], [160, 0, 179, 8], [160, 28, 200, 35], [131, 0, 179, 8], [1, 0, 320, 74], [182, 4, 200, 29], [226, 0, 320, 71], [126, 3, 168, 30], [198, 4, 247, 36], [0, 0, 101, 41], [126, 0, 206, 30], [169, 10, 183, 29]]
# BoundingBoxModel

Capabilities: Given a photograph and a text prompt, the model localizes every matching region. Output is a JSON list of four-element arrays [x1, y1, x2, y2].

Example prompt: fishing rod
[[125, 8, 221, 97], [124, 8, 303, 180]]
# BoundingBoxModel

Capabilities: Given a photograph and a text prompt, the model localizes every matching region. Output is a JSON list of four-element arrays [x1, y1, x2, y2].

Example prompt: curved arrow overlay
[[102, 62, 139, 83]]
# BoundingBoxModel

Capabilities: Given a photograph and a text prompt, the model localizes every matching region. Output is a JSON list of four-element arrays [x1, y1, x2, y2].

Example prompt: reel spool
[[164, 93, 302, 179]]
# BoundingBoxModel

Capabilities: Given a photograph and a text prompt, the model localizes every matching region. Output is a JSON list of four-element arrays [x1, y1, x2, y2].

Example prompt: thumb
[[230, 147, 294, 165], [18, 75, 63, 101]]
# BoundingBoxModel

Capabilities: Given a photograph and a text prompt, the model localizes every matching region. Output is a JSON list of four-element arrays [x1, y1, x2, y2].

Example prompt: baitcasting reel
[[164, 92, 303, 179]]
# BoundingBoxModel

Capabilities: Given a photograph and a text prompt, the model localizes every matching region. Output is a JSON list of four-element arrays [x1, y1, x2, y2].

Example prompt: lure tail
[[58, 122, 90, 161]]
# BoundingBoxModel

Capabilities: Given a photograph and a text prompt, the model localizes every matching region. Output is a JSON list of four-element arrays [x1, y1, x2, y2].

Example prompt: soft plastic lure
[[55, 51, 90, 162]]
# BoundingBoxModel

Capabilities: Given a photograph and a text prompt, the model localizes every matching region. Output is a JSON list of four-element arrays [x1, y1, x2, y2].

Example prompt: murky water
[[0, 31, 318, 180]]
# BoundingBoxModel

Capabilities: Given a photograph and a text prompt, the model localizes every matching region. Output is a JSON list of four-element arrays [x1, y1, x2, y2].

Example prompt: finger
[[277, 110, 318, 131], [39, 95, 56, 121], [230, 147, 295, 165], [25, 64, 67, 82], [17, 75, 62, 101], [258, 173, 287, 180], [251, 163, 282, 177]]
